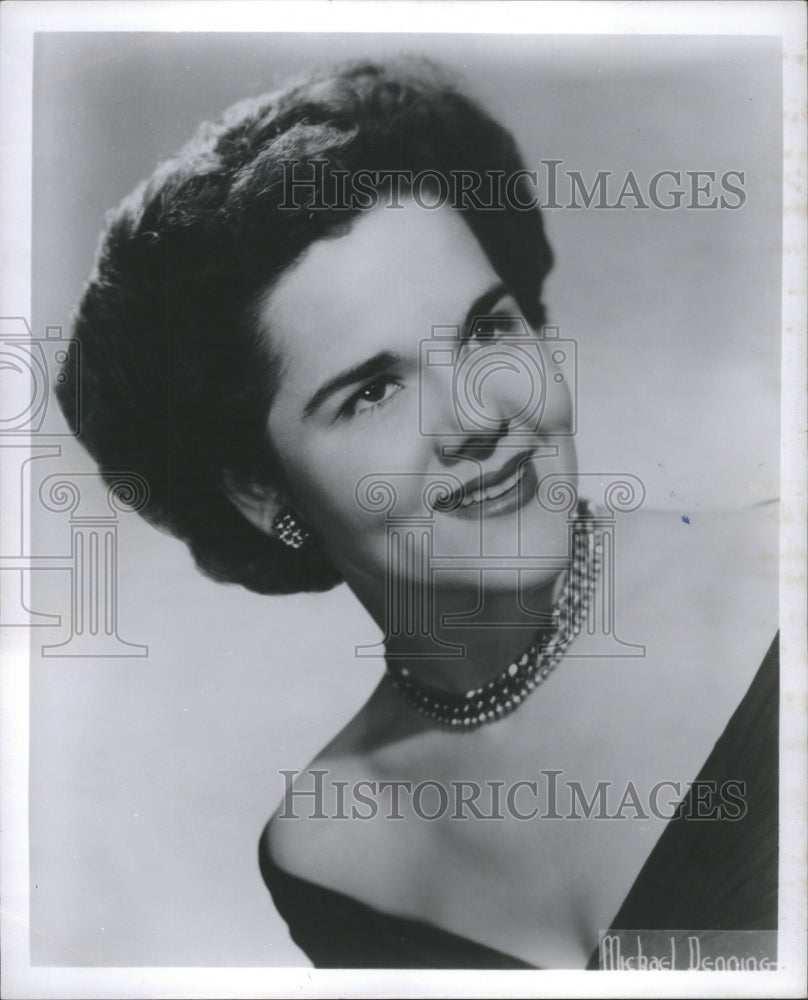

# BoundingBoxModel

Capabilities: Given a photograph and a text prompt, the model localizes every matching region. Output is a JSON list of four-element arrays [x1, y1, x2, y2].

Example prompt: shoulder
[[259, 736, 393, 895], [259, 701, 431, 907], [260, 753, 343, 883], [260, 778, 336, 896]]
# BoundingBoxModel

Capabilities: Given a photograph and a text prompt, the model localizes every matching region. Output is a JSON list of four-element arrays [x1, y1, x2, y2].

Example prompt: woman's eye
[[470, 325, 497, 342], [344, 376, 403, 417], [467, 304, 525, 342]]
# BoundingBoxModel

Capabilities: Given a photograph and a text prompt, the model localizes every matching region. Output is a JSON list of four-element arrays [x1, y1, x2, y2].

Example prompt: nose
[[430, 340, 543, 463], [438, 418, 510, 465]]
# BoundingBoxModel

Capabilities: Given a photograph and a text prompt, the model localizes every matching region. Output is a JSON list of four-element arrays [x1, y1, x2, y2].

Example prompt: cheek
[[287, 454, 397, 578], [270, 431, 391, 553], [273, 405, 421, 502]]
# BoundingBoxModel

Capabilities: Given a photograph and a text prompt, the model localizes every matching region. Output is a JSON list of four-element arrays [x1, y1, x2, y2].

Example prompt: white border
[[0, 0, 804, 35], [1, 2, 805, 998]]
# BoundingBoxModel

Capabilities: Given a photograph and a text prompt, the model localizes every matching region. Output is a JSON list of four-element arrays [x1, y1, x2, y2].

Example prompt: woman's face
[[259, 201, 577, 593]]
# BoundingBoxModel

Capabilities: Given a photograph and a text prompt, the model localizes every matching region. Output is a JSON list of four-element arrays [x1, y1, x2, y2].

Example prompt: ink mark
[[681, 515, 690, 525], [658, 461, 701, 512]]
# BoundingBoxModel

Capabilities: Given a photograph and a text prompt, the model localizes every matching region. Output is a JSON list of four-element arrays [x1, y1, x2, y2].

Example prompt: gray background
[[29, 32, 781, 965]]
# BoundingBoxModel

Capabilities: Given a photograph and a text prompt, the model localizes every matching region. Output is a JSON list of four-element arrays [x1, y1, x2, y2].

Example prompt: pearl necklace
[[386, 503, 602, 730]]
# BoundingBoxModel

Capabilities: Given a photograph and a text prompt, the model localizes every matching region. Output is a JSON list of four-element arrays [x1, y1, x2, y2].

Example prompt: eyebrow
[[301, 282, 509, 419], [303, 351, 402, 419]]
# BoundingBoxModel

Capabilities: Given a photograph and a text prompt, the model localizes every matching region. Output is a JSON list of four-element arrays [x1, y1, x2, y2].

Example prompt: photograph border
[[1, 2, 805, 998]]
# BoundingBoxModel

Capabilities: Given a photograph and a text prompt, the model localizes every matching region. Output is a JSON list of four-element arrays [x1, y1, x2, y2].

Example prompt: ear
[[221, 468, 284, 537]]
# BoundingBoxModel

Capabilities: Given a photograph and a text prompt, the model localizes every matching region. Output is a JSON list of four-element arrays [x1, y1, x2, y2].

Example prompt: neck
[[348, 567, 566, 695]]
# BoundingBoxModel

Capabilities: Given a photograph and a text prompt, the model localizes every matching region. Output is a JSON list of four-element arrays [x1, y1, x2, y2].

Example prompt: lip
[[434, 449, 538, 519]]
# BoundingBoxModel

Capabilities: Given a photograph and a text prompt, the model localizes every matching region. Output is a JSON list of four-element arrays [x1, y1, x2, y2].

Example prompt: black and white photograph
[[1, 2, 806, 997]]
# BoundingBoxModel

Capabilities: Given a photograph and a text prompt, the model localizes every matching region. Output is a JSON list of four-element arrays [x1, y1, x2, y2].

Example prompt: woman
[[57, 59, 778, 969]]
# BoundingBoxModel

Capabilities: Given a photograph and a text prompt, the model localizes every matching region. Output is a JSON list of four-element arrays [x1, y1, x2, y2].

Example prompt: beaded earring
[[271, 509, 310, 550]]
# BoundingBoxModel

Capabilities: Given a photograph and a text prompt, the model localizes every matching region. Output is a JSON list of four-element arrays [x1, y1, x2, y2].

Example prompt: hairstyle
[[57, 58, 554, 595]]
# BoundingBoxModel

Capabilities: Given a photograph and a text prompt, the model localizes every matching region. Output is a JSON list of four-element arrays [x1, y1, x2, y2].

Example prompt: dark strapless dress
[[260, 634, 779, 968]]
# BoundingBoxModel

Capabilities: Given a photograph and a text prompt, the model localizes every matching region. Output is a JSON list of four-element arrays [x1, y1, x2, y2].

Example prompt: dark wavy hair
[[57, 58, 554, 595]]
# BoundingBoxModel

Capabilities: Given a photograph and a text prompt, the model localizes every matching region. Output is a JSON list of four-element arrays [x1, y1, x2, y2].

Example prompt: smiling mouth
[[435, 451, 536, 512], [457, 461, 528, 507]]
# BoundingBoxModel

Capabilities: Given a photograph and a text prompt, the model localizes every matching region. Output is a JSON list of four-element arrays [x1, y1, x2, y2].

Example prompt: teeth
[[458, 463, 526, 507]]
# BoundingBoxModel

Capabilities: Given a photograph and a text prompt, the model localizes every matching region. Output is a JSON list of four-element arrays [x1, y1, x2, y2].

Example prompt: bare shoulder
[[259, 666, 438, 908], [261, 769, 341, 892], [262, 751, 348, 877], [260, 725, 395, 893], [259, 649, 417, 887]]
